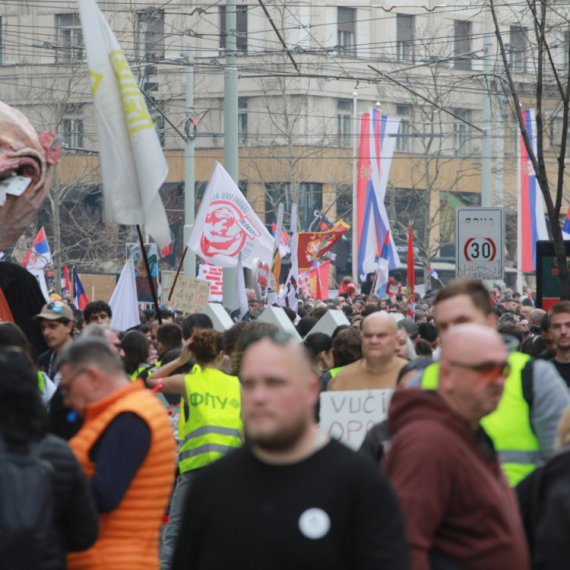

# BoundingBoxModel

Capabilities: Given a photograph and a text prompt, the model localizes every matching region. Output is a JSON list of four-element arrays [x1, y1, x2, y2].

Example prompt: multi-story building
[[0, 0, 566, 284]]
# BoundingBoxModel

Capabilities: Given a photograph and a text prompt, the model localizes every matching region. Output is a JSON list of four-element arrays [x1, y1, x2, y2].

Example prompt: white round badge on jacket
[[298, 508, 330, 540]]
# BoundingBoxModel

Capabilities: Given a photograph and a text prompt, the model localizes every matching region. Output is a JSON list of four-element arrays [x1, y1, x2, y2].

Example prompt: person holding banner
[[171, 331, 409, 570]]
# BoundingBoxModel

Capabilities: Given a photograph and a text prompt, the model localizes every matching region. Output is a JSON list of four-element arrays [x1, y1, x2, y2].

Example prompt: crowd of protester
[[4, 276, 570, 569]]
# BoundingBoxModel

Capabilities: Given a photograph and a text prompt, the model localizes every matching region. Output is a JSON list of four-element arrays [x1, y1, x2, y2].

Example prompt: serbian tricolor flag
[[73, 267, 89, 310], [62, 265, 72, 294], [563, 205, 570, 240], [356, 109, 401, 279], [405, 224, 415, 320], [22, 228, 52, 270], [520, 109, 548, 272]]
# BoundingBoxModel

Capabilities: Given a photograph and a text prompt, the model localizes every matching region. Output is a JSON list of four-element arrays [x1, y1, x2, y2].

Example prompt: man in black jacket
[[0, 346, 98, 569]]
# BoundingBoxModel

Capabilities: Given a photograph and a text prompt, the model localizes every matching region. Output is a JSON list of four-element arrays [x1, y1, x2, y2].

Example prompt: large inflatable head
[[0, 101, 62, 250]]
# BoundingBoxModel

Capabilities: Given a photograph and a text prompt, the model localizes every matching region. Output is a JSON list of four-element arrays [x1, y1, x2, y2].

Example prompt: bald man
[[327, 312, 407, 391], [385, 324, 530, 570], [171, 333, 410, 570]]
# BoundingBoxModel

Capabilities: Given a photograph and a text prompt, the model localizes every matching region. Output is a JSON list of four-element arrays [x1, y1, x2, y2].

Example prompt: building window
[[396, 104, 412, 152], [396, 14, 414, 62], [509, 26, 526, 73], [62, 104, 84, 149], [265, 183, 323, 232], [137, 9, 165, 62], [238, 97, 248, 146], [220, 5, 248, 53], [453, 109, 470, 153], [454, 20, 471, 70], [337, 7, 356, 57], [337, 99, 352, 147], [56, 14, 83, 62]]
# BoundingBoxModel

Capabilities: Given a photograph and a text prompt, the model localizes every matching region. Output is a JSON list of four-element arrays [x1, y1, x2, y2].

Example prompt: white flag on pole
[[186, 162, 274, 269], [77, 0, 171, 249], [109, 257, 141, 331], [277, 204, 299, 313]]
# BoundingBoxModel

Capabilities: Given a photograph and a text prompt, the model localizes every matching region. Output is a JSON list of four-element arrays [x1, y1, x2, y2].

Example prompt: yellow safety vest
[[329, 366, 343, 378], [178, 367, 242, 473], [421, 352, 540, 486], [128, 364, 151, 382], [37, 370, 45, 393]]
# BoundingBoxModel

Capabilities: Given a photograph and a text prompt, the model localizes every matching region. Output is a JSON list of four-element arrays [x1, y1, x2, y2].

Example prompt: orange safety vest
[[68, 380, 176, 570]]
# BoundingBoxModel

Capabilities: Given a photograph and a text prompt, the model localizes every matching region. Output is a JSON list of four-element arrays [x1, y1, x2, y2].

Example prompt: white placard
[[319, 389, 393, 450], [456, 207, 504, 280]]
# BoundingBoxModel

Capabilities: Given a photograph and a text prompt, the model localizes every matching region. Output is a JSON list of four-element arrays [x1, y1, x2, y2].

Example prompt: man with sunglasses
[[407, 277, 570, 487], [385, 324, 530, 570]]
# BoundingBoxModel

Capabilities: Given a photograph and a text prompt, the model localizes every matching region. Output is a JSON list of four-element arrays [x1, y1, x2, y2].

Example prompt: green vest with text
[[178, 367, 242, 473], [421, 352, 540, 487]]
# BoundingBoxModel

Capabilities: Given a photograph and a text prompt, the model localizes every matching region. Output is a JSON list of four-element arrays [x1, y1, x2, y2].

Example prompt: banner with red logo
[[186, 162, 273, 269], [297, 221, 349, 271]]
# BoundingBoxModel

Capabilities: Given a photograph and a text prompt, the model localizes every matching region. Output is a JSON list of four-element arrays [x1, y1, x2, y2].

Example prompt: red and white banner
[[187, 162, 273, 269], [198, 264, 224, 302]]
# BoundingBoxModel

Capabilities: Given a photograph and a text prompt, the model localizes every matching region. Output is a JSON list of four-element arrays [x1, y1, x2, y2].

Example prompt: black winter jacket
[[37, 434, 99, 569]]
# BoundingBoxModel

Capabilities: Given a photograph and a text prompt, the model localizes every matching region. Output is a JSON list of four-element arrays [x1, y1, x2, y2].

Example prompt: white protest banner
[[319, 389, 393, 450], [198, 265, 224, 302], [186, 162, 273, 269], [171, 275, 211, 315]]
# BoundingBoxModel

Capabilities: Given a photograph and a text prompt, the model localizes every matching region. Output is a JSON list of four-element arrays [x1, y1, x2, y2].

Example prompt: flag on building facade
[[520, 109, 548, 272], [77, 0, 171, 248], [109, 257, 140, 331], [72, 267, 89, 310], [356, 109, 401, 278], [375, 231, 391, 297], [22, 227, 52, 270], [277, 204, 299, 312], [187, 162, 273, 269], [563, 206, 570, 240], [297, 220, 349, 271], [62, 264, 72, 294], [406, 225, 415, 320]]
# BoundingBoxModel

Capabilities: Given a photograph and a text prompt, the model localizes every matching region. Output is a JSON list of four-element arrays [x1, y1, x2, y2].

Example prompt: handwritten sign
[[171, 275, 211, 315], [319, 389, 393, 450]]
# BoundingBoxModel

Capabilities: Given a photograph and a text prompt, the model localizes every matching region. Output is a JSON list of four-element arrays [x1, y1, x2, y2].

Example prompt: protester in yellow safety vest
[[405, 278, 570, 487], [121, 330, 151, 381], [319, 326, 362, 392], [147, 329, 242, 570]]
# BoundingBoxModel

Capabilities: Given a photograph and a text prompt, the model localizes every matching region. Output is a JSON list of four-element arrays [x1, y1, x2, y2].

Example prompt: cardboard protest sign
[[171, 275, 211, 315], [319, 389, 393, 450]]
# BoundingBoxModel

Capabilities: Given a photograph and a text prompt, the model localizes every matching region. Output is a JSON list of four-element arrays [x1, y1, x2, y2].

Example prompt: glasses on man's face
[[59, 368, 87, 399], [48, 301, 64, 313], [448, 360, 510, 380]]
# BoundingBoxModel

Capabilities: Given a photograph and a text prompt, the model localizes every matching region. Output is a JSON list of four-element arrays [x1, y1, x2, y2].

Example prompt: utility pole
[[481, 42, 492, 207], [184, 43, 196, 278], [351, 90, 358, 285], [223, 0, 238, 306]]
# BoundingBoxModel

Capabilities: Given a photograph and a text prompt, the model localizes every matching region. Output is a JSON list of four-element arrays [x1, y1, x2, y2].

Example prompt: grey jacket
[[407, 357, 570, 462]]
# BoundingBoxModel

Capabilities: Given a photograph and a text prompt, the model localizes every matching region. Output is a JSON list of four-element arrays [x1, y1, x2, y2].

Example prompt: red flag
[[406, 224, 415, 320], [316, 261, 330, 300], [63, 265, 72, 294], [297, 220, 349, 271], [338, 280, 346, 297]]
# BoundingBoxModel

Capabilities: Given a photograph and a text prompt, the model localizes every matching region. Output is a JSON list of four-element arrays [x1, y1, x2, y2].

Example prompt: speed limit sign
[[456, 208, 504, 280]]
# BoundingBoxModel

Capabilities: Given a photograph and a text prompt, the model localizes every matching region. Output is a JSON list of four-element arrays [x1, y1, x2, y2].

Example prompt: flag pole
[[136, 225, 162, 325], [168, 246, 188, 302]]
